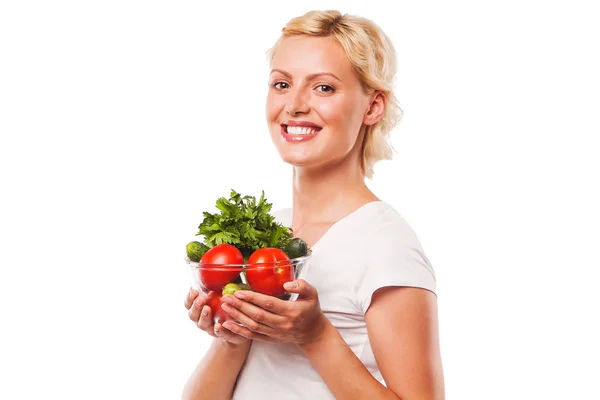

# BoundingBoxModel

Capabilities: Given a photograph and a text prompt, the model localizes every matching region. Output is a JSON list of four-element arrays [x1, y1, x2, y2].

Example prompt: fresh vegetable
[[186, 241, 210, 262], [199, 244, 244, 292], [284, 238, 309, 259], [222, 282, 252, 295], [245, 248, 294, 297], [206, 291, 232, 324], [186, 189, 312, 302], [196, 190, 293, 260]]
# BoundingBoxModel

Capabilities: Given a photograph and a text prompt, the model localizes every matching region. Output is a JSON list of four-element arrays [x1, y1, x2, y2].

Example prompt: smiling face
[[266, 35, 374, 171]]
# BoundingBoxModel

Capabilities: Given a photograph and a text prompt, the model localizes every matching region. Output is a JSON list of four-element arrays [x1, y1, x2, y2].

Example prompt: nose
[[285, 88, 309, 116]]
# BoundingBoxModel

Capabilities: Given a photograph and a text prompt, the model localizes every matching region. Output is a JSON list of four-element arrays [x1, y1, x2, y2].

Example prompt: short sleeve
[[356, 221, 436, 314]]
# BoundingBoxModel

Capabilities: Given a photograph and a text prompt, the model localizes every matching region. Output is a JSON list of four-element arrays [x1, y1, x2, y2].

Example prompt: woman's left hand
[[219, 279, 328, 346]]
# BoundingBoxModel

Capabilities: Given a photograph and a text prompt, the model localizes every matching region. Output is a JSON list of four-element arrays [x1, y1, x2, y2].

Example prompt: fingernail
[[234, 291, 245, 299], [195, 298, 203, 307], [284, 281, 297, 289], [221, 303, 232, 313], [214, 326, 220, 333], [189, 290, 198, 298], [222, 295, 234, 304], [202, 307, 208, 316]]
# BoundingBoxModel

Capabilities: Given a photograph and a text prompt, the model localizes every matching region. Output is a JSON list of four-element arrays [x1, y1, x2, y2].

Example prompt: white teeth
[[287, 126, 317, 135]]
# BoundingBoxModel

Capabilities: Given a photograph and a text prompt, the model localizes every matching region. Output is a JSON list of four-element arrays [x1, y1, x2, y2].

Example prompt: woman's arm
[[182, 289, 252, 400], [298, 287, 444, 400], [366, 287, 444, 399], [219, 281, 444, 400], [298, 315, 396, 399], [182, 338, 252, 400]]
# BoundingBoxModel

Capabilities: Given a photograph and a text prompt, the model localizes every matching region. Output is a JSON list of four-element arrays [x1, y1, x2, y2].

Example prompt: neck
[[291, 149, 378, 228]]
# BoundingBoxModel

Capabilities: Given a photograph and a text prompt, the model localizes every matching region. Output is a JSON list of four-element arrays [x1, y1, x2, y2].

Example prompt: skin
[[183, 35, 445, 400], [182, 290, 251, 400], [267, 35, 386, 248]]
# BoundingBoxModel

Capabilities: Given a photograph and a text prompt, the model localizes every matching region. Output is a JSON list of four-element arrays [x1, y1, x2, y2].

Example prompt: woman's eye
[[316, 84, 335, 93], [273, 81, 290, 90]]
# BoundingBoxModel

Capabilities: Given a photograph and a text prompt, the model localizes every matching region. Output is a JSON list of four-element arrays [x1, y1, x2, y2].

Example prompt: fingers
[[188, 294, 217, 338], [221, 295, 287, 333], [187, 290, 255, 343], [188, 293, 205, 322], [221, 320, 279, 343], [197, 305, 216, 337], [184, 289, 199, 310], [230, 290, 287, 315], [214, 322, 250, 345], [284, 279, 317, 299]]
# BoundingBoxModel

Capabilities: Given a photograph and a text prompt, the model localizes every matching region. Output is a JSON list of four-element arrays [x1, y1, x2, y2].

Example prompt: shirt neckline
[[287, 200, 387, 250]]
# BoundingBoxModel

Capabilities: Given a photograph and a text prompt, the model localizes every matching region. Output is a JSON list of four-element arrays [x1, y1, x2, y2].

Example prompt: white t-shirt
[[232, 201, 436, 399]]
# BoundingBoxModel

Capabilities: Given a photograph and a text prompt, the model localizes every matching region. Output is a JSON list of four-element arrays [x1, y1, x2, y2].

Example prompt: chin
[[279, 152, 315, 167], [270, 131, 335, 169], [270, 138, 309, 165]]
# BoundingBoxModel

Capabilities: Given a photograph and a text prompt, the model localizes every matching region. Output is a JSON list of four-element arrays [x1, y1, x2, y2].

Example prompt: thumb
[[284, 279, 316, 299]]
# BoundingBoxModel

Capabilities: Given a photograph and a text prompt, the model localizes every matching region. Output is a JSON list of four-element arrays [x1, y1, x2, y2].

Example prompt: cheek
[[266, 93, 285, 122], [315, 97, 361, 133]]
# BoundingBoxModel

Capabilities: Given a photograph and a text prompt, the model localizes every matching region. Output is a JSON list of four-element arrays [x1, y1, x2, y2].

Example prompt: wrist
[[297, 313, 331, 353], [217, 337, 252, 353]]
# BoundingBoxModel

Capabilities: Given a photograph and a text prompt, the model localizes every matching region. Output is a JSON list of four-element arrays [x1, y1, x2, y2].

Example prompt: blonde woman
[[183, 10, 444, 400]]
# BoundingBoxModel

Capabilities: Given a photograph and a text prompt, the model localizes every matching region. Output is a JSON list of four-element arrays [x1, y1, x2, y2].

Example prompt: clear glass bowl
[[186, 253, 312, 302]]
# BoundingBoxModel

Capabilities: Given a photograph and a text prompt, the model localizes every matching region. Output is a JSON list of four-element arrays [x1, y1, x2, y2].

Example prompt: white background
[[1, 1, 598, 399]]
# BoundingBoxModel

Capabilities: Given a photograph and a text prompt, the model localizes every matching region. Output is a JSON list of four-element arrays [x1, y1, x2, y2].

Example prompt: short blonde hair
[[268, 10, 403, 179]]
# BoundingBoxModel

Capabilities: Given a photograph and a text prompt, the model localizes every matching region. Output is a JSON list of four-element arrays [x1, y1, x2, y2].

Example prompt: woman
[[183, 10, 444, 400]]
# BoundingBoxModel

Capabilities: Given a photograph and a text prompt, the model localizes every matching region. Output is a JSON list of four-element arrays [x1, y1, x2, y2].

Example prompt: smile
[[284, 125, 319, 135], [280, 124, 321, 142]]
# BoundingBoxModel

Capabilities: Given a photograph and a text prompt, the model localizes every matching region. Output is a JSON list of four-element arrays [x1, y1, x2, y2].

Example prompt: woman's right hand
[[184, 288, 250, 347]]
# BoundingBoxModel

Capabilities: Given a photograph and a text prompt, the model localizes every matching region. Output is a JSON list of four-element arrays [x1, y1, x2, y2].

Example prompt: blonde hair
[[267, 10, 403, 179]]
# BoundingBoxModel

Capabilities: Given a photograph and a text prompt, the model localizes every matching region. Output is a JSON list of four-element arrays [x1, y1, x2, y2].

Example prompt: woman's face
[[266, 35, 374, 171]]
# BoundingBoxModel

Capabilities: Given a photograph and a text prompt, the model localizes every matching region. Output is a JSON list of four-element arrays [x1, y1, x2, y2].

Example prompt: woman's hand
[[184, 288, 250, 348], [218, 279, 329, 346]]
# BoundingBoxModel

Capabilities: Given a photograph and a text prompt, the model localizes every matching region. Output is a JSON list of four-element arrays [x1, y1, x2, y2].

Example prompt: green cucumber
[[186, 241, 210, 262], [284, 238, 309, 259]]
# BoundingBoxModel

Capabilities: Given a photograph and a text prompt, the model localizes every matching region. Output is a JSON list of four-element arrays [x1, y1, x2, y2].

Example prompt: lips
[[280, 124, 321, 142], [279, 120, 322, 142], [284, 120, 322, 129]]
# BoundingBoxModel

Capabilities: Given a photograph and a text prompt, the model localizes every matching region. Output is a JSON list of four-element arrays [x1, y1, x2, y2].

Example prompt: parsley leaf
[[197, 190, 293, 260]]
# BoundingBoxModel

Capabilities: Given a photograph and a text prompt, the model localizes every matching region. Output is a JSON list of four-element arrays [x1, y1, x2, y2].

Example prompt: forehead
[[271, 35, 354, 78]]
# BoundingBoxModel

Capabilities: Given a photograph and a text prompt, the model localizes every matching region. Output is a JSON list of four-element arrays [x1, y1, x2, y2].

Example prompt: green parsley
[[196, 190, 293, 260]]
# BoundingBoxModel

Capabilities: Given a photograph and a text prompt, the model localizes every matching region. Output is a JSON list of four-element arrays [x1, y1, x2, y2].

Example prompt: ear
[[363, 91, 386, 126]]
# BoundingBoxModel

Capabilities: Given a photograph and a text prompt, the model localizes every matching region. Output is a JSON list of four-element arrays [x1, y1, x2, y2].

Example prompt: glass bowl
[[186, 253, 312, 302]]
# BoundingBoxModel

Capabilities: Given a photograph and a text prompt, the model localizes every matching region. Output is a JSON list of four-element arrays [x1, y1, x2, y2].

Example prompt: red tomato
[[206, 291, 233, 324], [199, 244, 244, 292], [245, 248, 294, 297]]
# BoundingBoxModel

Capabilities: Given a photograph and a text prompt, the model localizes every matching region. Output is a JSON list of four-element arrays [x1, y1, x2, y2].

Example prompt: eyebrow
[[270, 69, 342, 82]]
